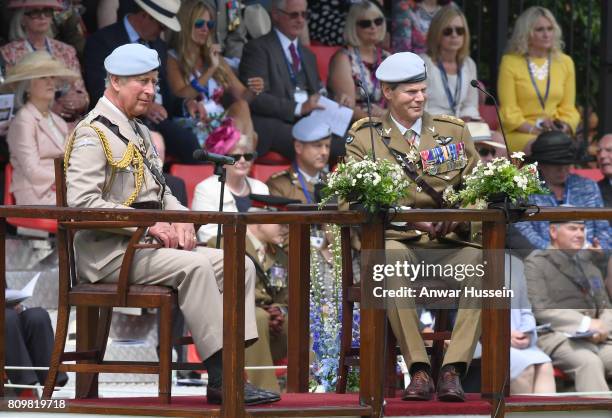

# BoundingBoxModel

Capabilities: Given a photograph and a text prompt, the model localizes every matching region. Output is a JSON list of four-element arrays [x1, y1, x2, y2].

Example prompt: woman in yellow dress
[[497, 6, 579, 154]]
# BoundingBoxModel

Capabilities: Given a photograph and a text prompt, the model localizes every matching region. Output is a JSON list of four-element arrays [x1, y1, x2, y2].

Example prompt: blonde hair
[[426, 5, 470, 65], [170, 0, 231, 88], [13, 79, 30, 109], [506, 6, 564, 56], [343, 1, 386, 48]]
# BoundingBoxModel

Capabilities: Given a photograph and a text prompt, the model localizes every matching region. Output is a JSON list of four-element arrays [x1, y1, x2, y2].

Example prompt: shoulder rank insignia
[[433, 114, 465, 127], [350, 116, 383, 132], [268, 169, 290, 180]]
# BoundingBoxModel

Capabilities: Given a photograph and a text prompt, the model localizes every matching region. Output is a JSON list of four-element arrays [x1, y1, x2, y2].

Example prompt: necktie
[[288, 43, 300, 74], [404, 129, 416, 147]]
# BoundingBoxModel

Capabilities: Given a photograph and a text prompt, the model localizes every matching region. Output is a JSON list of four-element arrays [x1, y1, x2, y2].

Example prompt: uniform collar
[[389, 113, 422, 137], [100, 96, 132, 125], [296, 165, 321, 184]]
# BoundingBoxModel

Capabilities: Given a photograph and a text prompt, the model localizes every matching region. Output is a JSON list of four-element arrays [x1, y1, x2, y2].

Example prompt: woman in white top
[[421, 5, 479, 120], [192, 131, 268, 242]]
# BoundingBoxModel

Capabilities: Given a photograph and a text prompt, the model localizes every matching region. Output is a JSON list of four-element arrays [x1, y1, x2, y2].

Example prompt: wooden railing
[[0, 206, 609, 418]]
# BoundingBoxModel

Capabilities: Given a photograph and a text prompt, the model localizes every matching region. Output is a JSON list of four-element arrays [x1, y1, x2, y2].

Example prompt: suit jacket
[[164, 173, 187, 207], [65, 97, 185, 281], [204, 0, 247, 59], [7, 103, 68, 205], [83, 20, 177, 113], [524, 248, 612, 354], [598, 178, 612, 208], [239, 30, 321, 123]]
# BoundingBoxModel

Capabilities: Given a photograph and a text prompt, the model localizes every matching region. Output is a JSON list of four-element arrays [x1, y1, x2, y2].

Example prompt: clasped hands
[[412, 221, 462, 240], [148, 222, 197, 251]]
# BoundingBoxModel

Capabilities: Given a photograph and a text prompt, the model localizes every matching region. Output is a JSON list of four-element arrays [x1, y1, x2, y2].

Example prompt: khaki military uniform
[[346, 111, 482, 370], [525, 249, 612, 392], [266, 165, 325, 204], [64, 97, 258, 361]]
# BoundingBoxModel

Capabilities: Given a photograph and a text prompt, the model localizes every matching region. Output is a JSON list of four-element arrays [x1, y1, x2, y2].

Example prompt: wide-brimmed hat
[[8, 0, 62, 9], [2, 51, 79, 86], [134, 0, 181, 31], [526, 131, 579, 165]]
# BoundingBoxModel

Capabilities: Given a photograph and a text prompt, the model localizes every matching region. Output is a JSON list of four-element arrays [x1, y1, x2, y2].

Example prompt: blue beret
[[104, 44, 160, 76], [292, 115, 332, 142], [375, 52, 427, 83]]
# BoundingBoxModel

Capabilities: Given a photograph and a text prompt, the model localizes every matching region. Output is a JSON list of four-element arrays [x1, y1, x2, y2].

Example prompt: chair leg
[[75, 306, 109, 399], [431, 310, 449, 383], [158, 298, 173, 403], [384, 325, 397, 397], [336, 227, 354, 394], [42, 304, 71, 399]]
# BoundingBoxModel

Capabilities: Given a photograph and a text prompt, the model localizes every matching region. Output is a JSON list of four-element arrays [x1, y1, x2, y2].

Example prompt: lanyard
[[437, 61, 461, 116], [525, 53, 551, 110], [26, 37, 52, 54], [293, 163, 313, 204], [354, 47, 381, 102], [276, 34, 302, 87]]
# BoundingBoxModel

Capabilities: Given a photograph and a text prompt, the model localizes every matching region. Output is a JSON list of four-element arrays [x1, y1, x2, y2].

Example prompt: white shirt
[[390, 113, 422, 147], [297, 165, 321, 184], [274, 29, 304, 117]]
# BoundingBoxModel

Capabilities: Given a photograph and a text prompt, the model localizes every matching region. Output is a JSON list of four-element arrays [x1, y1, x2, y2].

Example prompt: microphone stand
[[214, 162, 226, 249], [470, 80, 510, 156], [356, 80, 376, 161]]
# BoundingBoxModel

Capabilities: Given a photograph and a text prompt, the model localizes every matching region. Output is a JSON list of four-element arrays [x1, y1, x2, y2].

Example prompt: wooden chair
[[43, 158, 198, 402], [335, 227, 452, 395]]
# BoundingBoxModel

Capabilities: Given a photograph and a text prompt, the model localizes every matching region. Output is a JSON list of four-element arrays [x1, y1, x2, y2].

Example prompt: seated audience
[[202, 0, 248, 68], [5, 303, 68, 389], [525, 220, 612, 393], [192, 132, 268, 242], [1, 0, 89, 123], [515, 132, 609, 250], [266, 115, 331, 204], [498, 6, 580, 154], [83, 0, 204, 163], [167, 0, 259, 147], [391, 0, 448, 54], [5, 51, 77, 205], [597, 134, 612, 207], [239, 0, 344, 161], [328, 0, 389, 121]]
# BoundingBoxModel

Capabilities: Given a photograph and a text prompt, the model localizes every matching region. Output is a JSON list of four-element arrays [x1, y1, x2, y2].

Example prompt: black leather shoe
[[402, 370, 435, 401], [207, 384, 281, 405], [436, 365, 465, 402]]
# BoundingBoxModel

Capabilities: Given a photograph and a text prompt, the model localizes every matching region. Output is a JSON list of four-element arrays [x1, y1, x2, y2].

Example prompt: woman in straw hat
[[4, 50, 78, 205], [1, 0, 89, 122]]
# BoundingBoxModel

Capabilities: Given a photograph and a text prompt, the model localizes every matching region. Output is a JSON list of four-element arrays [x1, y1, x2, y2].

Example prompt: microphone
[[355, 79, 376, 161], [192, 149, 236, 165], [470, 80, 511, 156]]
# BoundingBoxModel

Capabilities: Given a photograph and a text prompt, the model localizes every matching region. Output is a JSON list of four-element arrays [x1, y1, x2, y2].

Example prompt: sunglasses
[[442, 26, 466, 37], [477, 147, 496, 157], [357, 17, 384, 29], [228, 153, 256, 162], [277, 9, 310, 20], [24, 8, 54, 18], [194, 19, 215, 29]]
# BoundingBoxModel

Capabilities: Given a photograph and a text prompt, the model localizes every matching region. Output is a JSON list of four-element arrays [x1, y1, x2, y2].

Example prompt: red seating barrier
[[169, 164, 214, 208]]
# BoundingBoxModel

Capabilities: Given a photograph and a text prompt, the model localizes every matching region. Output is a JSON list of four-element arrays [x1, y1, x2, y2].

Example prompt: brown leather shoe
[[402, 370, 435, 401], [436, 365, 465, 402]]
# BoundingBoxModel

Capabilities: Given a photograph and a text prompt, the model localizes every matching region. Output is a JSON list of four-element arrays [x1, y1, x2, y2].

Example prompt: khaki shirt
[[266, 165, 324, 204]]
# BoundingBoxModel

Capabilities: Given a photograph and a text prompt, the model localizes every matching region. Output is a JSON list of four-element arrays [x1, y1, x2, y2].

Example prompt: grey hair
[[104, 72, 130, 88], [344, 1, 386, 47], [270, 0, 287, 11], [13, 80, 31, 109]]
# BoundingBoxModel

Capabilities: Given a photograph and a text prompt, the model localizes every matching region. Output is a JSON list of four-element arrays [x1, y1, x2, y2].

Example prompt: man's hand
[[411, 222, 436, 238], [265, 306, 285, 335], [148, 222, 178, 248], [511, 330, 530, 349], [588, 318, 610, 344], [300, 94, 325, 116], [432, 221, 460, 239], [172, 222, 197, 251], [185, 99, 208, 122], [145, 102, 168, 125]]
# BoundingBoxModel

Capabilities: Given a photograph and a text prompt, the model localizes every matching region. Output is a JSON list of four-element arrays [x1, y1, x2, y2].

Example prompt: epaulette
[[345, 117, 383, 144], [268, 169, 290, 181], [433, 114, 465, 127]]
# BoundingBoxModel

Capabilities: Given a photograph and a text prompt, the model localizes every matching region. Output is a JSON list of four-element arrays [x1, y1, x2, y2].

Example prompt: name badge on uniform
[[420, 142, 467, 175], [268, 264, 287, 290], [294, 87, 308, 104]]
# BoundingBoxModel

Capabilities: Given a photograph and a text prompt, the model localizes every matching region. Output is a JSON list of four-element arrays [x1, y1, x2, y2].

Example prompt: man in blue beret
[[346, 52, 481, 402], [61, 43, 280, 406]]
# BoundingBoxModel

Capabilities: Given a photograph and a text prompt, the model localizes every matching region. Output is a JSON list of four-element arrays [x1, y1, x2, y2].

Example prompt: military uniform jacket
[[266, 165, 325, 205], [345, 111, 478, 241], [245, 235, 289, 308], [524, 248, 612, 353], [65, 97, 186, 282]]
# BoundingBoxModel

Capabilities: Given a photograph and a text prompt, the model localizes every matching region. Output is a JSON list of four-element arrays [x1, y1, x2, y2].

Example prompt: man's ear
[[549, 224, 558, 242], [294, 140, 303, 156], [109, 75, 122, 92], [381, 83, 393, 101]]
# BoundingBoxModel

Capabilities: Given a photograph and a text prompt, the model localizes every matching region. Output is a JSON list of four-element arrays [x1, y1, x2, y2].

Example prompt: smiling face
[[29, 76, 57, 105], [191, 8, 212, 46], [383, 81, 427, 125], [110, 70, 158, 118], [225, 142, 254, 178], [529, 15, 554, 52]]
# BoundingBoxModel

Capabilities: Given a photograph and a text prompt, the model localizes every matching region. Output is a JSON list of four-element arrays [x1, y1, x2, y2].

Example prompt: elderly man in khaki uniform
[[64, 43, 279, 405], [525, 221, 612, 393], [267, 115, 332, 204], [346, 52, 481, 402]]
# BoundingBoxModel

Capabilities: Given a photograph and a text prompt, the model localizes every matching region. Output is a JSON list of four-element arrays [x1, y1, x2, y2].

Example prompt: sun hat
[[2, 51, 78, 86], [7, 0, 63, 9], [134, 0, 181, 32]]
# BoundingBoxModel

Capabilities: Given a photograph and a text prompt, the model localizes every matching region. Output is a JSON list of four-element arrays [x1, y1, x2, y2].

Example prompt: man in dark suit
[[597, 134, 612, 208], [83, 0, 203, 163], [239, 0, 344, 161]]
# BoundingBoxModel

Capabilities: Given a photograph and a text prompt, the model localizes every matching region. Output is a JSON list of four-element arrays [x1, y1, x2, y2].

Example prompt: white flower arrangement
[[320, 155, 411, 213], [443, 152, 547, 208]]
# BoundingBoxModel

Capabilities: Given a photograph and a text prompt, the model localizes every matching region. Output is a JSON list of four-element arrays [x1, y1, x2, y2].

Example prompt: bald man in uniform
[[63, 44, 279, 405], [346, 52, 481, 402]]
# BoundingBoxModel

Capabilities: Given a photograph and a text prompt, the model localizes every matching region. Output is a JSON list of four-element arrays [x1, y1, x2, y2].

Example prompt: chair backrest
[[4, 163, 14, 205], [250, 163, 290, 183], [570, 167, 604, 182], [169, 164, 214, 208], [308, 45, 340, 85], [54, 158, 78, 288]]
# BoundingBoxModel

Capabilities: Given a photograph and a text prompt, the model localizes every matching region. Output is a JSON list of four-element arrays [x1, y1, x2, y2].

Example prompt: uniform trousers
[[99, 246, 258, 361], [384, 238, 482, 371]]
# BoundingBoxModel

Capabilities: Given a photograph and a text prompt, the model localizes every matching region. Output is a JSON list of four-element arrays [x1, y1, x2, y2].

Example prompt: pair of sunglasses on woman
[[194, 19, 216, 29]]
